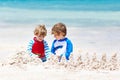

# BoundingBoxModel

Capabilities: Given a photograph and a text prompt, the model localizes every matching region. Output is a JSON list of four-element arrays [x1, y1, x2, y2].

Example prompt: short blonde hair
[[34, 24, 47, 37], [51, 22, 67, 36]]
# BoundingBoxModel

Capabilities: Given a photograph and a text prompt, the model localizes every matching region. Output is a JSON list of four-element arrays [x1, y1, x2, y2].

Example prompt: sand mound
[[0, 51, 120, 71]]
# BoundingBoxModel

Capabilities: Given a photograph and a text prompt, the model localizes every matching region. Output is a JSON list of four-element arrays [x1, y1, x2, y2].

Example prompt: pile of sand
[[0, 51, 120, 71]]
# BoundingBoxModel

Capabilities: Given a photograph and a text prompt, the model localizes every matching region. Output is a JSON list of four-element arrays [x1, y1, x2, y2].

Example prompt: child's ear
[[61, 32, 65, 36]]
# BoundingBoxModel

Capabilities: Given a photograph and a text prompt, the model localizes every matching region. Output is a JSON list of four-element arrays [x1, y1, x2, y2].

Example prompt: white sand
[[0, 51, 120, 80], [0, 27, 120, 80], [0, 67, 120, 80]]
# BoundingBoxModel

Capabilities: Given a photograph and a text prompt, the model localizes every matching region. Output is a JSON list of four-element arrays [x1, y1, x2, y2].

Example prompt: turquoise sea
[[0, 0, 120, 28]]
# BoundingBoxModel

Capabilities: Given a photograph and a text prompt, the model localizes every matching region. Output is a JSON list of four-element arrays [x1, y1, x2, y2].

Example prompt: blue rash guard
[[51, 37, 73, 60]]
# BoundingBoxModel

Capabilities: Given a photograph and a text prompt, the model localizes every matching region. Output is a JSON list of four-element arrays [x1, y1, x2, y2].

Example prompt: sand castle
[[0, 51, 120, 71]]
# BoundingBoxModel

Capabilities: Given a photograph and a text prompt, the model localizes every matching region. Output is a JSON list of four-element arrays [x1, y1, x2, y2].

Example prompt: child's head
[[51, 23, 67, 40], [34, 24, 47, 41]]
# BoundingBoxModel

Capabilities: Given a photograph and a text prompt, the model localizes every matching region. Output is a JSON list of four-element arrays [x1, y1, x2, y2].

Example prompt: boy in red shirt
[[27, 24, 50, 62]]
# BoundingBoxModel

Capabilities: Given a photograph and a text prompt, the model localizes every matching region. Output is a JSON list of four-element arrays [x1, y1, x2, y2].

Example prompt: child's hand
[[57, 55, 63, 62], [55, 49, 62, 56], [35, 53, 41, 56], [32, 53, 39, 58]]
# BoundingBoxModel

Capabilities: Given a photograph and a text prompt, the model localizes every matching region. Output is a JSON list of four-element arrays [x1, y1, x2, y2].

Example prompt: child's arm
[[51, 40, 57, 55], [27, 40, 34, 56], [65, 39, 73, 60], [44, 40, 51, 59]]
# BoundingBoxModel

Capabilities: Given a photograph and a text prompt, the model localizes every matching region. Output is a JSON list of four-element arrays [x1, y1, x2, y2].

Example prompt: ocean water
[[0, 0, 120, 11], [0, 0, 120, 27]]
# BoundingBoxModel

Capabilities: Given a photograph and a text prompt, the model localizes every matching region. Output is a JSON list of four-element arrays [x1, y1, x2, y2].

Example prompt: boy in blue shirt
[[51, 22, 73, 62]]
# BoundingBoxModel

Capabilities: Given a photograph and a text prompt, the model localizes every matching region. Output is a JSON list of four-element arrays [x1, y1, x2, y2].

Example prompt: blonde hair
[[34, 24, 47, 37], [51, 22, 67, 36]]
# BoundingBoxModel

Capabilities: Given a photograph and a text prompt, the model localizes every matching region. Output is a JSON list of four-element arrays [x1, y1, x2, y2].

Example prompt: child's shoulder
[[28, 39, 34, 43], [43, 40, 49, 45], [43, 40, 47, 43], [65, 38, 72, 44], [65, 37, 71, 42], [53, 39, 57, 43]]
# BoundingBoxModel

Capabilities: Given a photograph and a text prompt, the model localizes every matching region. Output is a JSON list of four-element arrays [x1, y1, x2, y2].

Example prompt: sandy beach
[[0, 26, 120, 80], [0, 50, 120, 80], [0, 0, 120, 79]]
